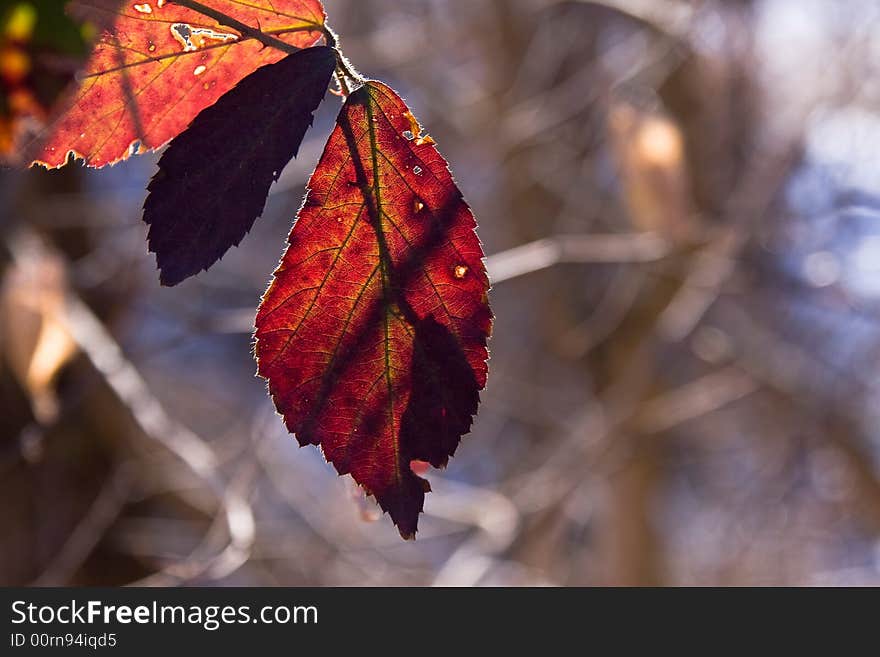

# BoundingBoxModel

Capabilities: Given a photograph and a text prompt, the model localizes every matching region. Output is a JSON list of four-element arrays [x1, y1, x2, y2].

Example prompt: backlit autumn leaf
[[29, 0, 325, 168], [143, 46, 336, 285], [255, 81, 492, 538]]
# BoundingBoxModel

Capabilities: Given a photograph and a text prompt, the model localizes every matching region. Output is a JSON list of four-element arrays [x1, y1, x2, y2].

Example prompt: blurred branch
[[634, 365, 758, 434], [486, 232, 670, 284], [209, 233, 672, 335], [32, 464, 135, 586], [6, 230, 254, 585], [564, 0, 696, 39], [658, 146, 801, 342], [558, 269, 645, 357], [720, 307, 880, 533], [657, 228, 743, 341], [429, 476, 521, 586]]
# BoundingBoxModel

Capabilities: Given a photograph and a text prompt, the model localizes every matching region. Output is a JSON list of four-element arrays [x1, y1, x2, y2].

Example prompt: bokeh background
[[3, 0, 880, 586]]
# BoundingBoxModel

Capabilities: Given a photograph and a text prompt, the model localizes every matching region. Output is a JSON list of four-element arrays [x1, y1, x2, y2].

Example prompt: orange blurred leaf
[[0, 241, 78, 425]]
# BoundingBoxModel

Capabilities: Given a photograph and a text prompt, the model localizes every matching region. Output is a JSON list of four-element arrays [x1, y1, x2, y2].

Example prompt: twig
[[658, 147, 801, 342], [633, 366, 759, 434], [66, 287, 255, 584], [657, 228, 743, 341], [429, 476, 522, 587], [486, 232, 669, 284], [4, 230, 255, 584], [204, 233, 671, 335], [564, 0, 696, 40], [32, 464, 135, 586], [557, 269, 645, 357]]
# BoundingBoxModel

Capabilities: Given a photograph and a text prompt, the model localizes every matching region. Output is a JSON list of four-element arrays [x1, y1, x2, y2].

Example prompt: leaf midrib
[[364, 84, 402, 485]]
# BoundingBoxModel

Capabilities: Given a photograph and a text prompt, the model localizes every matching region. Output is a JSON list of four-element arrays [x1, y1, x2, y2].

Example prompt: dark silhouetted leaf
[[143, 45, 336, 286], [254, 81, 492, 538]]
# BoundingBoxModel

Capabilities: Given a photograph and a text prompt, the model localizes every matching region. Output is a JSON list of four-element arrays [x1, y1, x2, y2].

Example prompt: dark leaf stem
[[172, 1, 363, 96], [172, 0, 304, 54]]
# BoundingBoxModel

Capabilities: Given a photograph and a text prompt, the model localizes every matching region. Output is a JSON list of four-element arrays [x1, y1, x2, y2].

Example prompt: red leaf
[[255, 81, 492, 538], [143, 46, 335, 286], [29, 0, 325, 168]]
